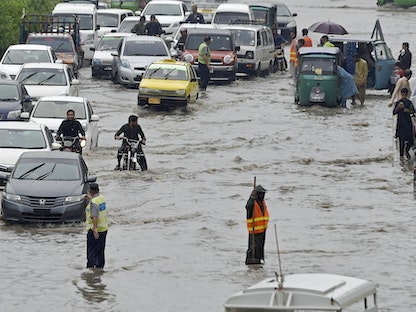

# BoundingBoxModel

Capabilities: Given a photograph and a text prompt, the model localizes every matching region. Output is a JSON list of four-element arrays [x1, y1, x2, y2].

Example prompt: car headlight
[[223, 55, 234, 64], [121, 59, 130, 69], [175, 89, 186, 96], [64, 195, 84, 204], [3, 193, 21, 202], [286, 21, 296, 28], [184, 54, 194, 63], [7, 109, 21, 119], [92, 58, 102, 65], [245, 51, 254, 59]]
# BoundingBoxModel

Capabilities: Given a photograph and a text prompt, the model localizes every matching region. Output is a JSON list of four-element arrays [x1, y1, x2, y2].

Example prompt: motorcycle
[[56, 136, 86, 154], [274, 44, 287, 72], [120, 137, 148, 171]]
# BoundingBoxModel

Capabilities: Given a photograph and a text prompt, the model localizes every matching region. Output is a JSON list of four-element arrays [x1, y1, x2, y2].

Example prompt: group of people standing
[[389, 42, 414, 160]]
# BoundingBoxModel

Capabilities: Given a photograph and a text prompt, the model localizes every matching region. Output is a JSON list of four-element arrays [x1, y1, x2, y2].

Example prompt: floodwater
[[1, 0, 416, 311]]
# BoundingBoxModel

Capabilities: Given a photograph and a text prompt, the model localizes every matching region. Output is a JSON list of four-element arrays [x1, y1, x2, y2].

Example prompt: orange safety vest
[[247, 200, 269, 234], [289, 39, 298, 67]]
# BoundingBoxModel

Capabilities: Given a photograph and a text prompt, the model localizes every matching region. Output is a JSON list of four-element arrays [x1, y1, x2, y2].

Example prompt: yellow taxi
[[137, 59, 199, 109]]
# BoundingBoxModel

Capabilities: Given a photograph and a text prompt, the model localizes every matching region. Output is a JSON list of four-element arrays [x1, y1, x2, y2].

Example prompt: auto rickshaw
[[295, 47, 341, 107]]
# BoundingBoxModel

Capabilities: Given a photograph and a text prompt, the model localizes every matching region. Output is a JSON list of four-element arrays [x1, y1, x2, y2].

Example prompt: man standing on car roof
[[198, 36, 212, 94], [185, 4, 205, 24], [85, 183, 108, 269]]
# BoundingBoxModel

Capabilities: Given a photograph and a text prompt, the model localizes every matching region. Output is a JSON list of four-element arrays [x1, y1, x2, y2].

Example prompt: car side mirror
[[90, 47, 96, 51], [0, 170, 11, 182], [191, 78, 197, 82], [90, 114, 100, 122], [72, 79, 80, 85], [87, 175, 97, 183], [235, 45, 240, 52], [24, 95, 32, 102], [96, 25, 100, 30], [55, 60, 63, 64], [111, 52, 119, 57], [177, 42, 184, 51]]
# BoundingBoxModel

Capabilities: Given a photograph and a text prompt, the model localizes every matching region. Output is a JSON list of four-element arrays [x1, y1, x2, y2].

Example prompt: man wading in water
[[245, 184, 270, 265]]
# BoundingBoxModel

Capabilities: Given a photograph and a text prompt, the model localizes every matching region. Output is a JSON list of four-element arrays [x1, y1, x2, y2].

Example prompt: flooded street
[[1, 0, 416, 311]]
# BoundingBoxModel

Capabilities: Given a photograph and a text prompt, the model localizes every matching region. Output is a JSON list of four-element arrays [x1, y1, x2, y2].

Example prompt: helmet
[[128, 114, 138, 123], [255, 185, 267, 193]]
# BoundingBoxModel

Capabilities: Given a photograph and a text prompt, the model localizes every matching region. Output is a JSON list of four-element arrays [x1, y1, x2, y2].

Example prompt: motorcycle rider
[[56, 109, 86, 153], [114, 115, 147, 170]]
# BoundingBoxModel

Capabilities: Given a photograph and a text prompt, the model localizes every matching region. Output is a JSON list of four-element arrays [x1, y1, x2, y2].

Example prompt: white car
[[97, 8, 134, 38], [111, 35, 171, 86], [91, 32, 134, 78], [117, 16, 141, 33], [0, 44, 59, 79], [0, 121, 60, 188], [15, 63, 80, 101], [141, 0, 189, 30], [24, 96, 100, 150]]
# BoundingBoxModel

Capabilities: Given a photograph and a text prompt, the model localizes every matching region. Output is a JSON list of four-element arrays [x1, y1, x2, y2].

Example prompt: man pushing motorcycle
[[56, 109, 86, 154], [114, 115, 147, 170]]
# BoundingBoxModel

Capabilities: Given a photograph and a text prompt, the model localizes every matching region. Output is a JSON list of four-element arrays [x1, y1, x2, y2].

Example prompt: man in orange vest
[[245, 185, 270, 265]]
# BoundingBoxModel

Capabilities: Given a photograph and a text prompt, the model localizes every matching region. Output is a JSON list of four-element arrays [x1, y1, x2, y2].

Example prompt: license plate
[[148, 98, 160, 104]]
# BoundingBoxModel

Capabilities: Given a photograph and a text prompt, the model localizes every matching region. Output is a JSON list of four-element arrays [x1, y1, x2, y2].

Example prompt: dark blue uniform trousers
[[87, 230, 107, 268]]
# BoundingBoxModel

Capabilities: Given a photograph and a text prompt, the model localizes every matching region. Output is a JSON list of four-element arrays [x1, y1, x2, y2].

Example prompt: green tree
[[0, 0, 61, 55]]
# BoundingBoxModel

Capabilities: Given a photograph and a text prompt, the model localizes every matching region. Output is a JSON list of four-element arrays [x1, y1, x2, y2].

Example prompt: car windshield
[[300, 58, 336, 75], [13, 158, 80, 181], [97, 13, 119, 27], [251, 8, 270, 25], [33, 100, 86, 119], [0, 129, 46, 149], [97, 37, 123, 51], [0, 84, 19, 101], [213, 12, 250, 24], [123, 40, 168, 56], [17, 68, 67, 86], [118, 20, 137, 33], [186, 34, 232, 51], [2, 50, 51, 65], [143, 3, 182, 16], [144, 65, 188, 80], [276, 4, 291, 17], [54, 14, 93, 30], [27, 37, 73, 53], [229, 29, 255, 46]]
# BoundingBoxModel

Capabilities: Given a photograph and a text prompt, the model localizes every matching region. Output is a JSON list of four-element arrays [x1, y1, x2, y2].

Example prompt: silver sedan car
[[111, 35, 171, 87]]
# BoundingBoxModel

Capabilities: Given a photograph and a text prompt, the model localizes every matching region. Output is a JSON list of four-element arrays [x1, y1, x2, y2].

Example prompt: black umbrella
[[308, 21, 348, 35]]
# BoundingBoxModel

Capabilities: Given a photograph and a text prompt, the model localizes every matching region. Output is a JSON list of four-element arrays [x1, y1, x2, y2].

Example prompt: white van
[[221, 24, 275, 76], [212, 3, 253, 25], [53, 2, 99, 62], [97, 8, 134, 39]]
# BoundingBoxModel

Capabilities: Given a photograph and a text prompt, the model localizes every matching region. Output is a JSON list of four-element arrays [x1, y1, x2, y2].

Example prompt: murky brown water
[[1, 1, 416, 311]]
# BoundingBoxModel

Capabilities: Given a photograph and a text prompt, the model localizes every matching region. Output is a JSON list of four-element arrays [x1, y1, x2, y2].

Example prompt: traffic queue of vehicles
[[0, 0, 298, 223]]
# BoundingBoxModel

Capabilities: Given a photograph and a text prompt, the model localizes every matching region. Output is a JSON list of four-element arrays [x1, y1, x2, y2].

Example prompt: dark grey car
[[0, 79, 32, 120], [1, 151, 96, 223]]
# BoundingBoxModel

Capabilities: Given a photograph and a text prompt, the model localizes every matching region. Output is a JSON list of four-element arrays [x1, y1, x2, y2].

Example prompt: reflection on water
[[75, 269, 116, 304]]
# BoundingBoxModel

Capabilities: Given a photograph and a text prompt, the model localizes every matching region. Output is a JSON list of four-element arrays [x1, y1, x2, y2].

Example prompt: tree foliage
[[0, 0, 61, 55]]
